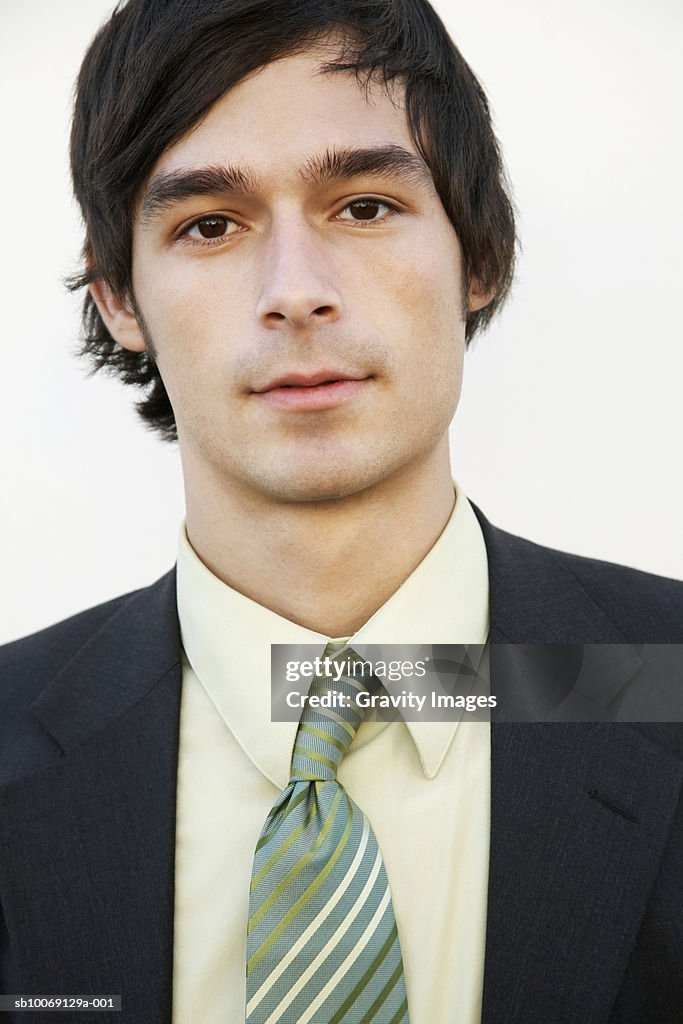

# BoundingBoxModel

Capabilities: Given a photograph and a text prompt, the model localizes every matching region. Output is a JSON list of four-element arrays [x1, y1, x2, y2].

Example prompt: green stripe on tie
[[298, 722, 349, 754], [329, 921, 399, 1023], [247, 786, 344, 934], [247, 797, 354, 975], [250, 798, 319, 889]]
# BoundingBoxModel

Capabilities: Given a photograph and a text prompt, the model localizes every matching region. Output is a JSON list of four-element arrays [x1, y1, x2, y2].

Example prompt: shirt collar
[[176, 484, 489, 787]]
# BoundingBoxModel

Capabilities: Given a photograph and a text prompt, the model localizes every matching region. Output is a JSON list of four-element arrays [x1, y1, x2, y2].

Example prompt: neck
[[182, 445, 456, 637]]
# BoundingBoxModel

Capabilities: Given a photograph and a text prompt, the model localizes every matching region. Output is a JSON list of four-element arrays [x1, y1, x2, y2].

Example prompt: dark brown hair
[[70, 0, 516, 440]]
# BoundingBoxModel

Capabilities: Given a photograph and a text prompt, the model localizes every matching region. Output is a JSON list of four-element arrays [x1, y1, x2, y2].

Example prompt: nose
[[255, 217, 343, 329]]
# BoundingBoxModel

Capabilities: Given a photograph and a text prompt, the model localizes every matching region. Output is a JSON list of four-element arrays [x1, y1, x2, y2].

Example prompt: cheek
[[371, 235, 465, 395], [366, 213, 464, 325], [135, 263, 242, 392]]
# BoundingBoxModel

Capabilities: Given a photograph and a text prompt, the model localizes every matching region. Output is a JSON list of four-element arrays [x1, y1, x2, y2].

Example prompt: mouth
[[253, 371, 371, 411], [255, 371, 367, 391]]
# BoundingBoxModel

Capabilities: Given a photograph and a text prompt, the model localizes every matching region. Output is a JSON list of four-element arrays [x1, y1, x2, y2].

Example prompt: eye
[[337, 199, 396, 223], [183, 214, 240, 241]]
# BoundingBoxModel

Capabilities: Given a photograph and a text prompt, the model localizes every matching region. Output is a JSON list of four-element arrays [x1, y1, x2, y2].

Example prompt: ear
[[467, 278, 496, 314], [89, 278, 146, 353]]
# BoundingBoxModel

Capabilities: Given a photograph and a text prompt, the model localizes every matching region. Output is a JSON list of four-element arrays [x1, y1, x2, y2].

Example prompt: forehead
[[150, 49, 415, 182]]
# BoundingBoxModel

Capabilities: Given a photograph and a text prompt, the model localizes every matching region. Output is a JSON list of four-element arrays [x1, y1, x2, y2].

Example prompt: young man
[[1, 1, 681, 1022]]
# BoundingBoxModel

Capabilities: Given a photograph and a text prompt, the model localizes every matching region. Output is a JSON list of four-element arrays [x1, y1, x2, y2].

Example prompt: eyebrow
[[301, 145, 433, 189], [139, 144, 434, 224], [140, 165, 259, 224]]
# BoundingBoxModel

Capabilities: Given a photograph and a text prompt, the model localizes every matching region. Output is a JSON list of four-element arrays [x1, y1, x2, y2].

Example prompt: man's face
[[129, 48, 473, 506]]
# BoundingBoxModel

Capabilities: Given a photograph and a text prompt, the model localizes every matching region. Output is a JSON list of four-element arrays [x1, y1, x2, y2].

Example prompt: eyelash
[[176, 198, 400, 248]]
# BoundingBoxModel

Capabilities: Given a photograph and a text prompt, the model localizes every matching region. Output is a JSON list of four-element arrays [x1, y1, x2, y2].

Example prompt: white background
[[1, 0, 681, 643]]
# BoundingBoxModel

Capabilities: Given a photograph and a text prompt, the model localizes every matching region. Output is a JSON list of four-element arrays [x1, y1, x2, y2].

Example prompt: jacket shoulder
[[552, 544, 683, 637], [0, 570, 178, 786], [1, 588, 143, 673], [0, 579, 167, 732], [472, 503, 683, 643], [509, 528, 682, 642]]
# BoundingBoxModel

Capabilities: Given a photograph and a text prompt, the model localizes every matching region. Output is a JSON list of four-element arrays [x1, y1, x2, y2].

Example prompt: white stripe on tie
[[256, 844, 384, 1023], [297, 886, 393, 1024], [246, 819, 372, 1017]]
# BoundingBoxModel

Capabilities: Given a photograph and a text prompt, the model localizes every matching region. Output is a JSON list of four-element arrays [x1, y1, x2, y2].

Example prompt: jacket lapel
[[0, 570, 181, 1023], [473, 508, 683, 1023]]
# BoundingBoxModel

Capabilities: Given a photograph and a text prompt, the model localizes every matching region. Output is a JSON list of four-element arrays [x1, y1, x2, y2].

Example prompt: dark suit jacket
[[1, 507, 682, 1023]]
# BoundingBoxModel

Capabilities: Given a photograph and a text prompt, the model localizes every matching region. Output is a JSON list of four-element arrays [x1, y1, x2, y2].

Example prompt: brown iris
[[195, 215, 229, 238], [348, 200, 382, 220]]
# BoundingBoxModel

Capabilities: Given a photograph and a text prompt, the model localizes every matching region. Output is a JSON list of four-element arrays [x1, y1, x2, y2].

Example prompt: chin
[[248, 456, 393, 505], [266, 474, 374, 505]]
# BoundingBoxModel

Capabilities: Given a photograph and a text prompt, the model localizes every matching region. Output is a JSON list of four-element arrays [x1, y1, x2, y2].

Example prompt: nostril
[[257, 295, 341, 327]]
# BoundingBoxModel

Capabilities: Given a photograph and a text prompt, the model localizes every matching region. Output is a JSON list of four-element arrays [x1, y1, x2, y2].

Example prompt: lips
[[252, 370, 370, 411], [254, 371, 366, 393]]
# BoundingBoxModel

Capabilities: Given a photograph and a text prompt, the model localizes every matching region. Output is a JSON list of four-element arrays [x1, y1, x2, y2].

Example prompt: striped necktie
[[245, 653, 410, 1023]]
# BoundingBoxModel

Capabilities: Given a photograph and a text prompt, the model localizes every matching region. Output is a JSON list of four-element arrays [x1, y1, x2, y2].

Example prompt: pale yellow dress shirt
[[172, 485, 491, 1023]]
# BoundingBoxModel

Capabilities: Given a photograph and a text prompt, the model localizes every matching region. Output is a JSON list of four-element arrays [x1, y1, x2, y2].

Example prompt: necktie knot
[[289, 652, 368, 783]]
